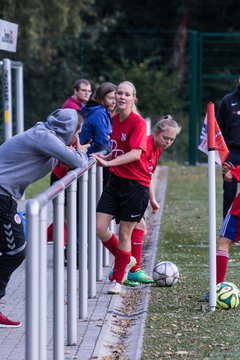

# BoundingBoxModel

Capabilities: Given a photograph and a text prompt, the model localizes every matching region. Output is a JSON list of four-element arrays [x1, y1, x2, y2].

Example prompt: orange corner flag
[[198, 103, 229, 165]]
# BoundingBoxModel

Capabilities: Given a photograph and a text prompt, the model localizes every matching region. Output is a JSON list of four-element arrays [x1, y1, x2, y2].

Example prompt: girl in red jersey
[[92, 81, 150, 294], [200, 161, 240, 302], [128, 115, 181, 284]]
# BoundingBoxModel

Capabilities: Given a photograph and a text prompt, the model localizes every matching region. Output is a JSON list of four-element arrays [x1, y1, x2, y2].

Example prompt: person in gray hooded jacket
[[0, 108, 89, 328]]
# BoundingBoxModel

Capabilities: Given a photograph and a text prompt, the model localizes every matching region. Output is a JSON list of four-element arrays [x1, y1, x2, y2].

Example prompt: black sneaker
[[198, 291, 209, 302], [64, 248, 67, 266], [64, 248, 79, 269]]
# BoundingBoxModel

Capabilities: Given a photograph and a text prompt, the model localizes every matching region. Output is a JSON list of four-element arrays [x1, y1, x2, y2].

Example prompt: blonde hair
[[117, 81, 140, 115], [153, 114, 182, 135]]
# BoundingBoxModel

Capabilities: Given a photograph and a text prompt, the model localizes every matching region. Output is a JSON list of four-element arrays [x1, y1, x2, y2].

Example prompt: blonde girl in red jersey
[[128, 115, 181, 284], [92, 81, 150, 294]]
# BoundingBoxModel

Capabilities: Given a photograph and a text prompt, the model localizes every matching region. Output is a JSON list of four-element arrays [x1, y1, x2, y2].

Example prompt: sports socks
[[103, 233, 119, 256], [216, 250, 229, 284], [112, 248, 131, 284], [130, 228, 144, 273]]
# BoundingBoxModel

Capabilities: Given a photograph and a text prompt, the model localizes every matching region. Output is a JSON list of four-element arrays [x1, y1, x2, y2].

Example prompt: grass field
[[142, 165, 240, 359], [24, 165, 240, 359], [25, 174, 50, 198]]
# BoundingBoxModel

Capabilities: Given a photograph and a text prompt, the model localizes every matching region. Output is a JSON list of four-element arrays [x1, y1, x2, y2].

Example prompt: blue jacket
[[80, 101, 112, 155]]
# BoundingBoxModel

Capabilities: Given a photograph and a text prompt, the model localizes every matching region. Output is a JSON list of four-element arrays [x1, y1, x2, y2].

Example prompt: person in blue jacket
[[80, 82, 117, 156]]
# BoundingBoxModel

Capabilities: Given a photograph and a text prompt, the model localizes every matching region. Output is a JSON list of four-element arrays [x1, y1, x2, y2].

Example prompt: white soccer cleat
[[108, 280, 122, 294], [123, 256, 136, 283]]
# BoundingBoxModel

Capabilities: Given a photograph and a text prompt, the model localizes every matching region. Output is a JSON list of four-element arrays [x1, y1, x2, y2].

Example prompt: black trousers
[[0, 195, 26, 299], [223, 151, 240, 218]]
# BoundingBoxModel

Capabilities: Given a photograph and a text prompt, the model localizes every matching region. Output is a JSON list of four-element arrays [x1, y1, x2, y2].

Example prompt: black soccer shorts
[[96, 174, 149, 223], [0, 195, 26, 256]]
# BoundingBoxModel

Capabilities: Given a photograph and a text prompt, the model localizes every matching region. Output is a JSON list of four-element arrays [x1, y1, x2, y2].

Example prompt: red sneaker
[[0, 312, 21, 328]]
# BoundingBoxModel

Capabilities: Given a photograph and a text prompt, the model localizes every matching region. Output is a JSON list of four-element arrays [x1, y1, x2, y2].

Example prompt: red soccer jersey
[[146, 135, 162, 178], [110, 112, 150, 187], [52, 161, 69, 178], [229, 193, 240, 218], [229, 166, 240, 217], [230, 165, 240, 182]]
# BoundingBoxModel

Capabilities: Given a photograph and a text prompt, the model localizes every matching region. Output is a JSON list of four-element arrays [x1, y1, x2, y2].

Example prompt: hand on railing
[[75, 135, 91, 153], [91, 153, 111, 167]]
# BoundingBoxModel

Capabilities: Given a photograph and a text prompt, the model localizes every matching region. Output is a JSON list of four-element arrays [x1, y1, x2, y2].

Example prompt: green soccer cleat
[[123, 279, 139, 287], [108, 270, 138, 286], [128, 269, 154, 284]]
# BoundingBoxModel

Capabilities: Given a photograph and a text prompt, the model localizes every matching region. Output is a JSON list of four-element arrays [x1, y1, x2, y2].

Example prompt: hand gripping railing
[[26, 158, 102, 360]]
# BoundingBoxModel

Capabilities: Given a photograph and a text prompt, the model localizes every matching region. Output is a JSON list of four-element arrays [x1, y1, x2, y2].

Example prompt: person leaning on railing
[[0, 108, 89, 328]]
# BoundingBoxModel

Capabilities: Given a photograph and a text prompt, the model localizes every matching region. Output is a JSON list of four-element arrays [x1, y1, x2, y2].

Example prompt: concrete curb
[[92, 166, 169, 359]]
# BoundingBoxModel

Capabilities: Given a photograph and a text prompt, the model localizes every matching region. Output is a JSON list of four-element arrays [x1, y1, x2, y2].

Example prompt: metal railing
[[0, 58, 24, 141], [26, 158, 102, 360], [25, 118, 152, 360]]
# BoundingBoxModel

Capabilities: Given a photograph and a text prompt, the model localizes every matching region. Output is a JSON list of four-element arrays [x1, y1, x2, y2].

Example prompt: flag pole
[[207, 102, 217, 311]]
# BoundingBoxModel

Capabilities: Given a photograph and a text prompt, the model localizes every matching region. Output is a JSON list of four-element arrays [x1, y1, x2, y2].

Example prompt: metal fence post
[[53, 191, 65, 360], [189, 30, 198, 165], [3, 58, 12, 140], [39, 205, 48, 360], [15, 63, 24, 133], [66, 180, 77, 345], [88, 164, 96, 298], [78, 171, 88, 319], [26, 199, 40, 360], [96, 167, 103, 280]]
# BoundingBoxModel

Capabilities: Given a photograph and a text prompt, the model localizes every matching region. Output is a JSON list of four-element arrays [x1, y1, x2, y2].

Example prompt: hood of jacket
[[81, 101, 104, 118], [45, 108, 78, 145]]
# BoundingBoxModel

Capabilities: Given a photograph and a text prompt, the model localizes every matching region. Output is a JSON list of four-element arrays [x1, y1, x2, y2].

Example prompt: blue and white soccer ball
[[153, 261, 179, 287]]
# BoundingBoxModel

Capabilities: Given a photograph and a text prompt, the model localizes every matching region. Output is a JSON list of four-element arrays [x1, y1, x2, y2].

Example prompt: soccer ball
[[216, 282, 240, 310], [153, 261, 179, 287]]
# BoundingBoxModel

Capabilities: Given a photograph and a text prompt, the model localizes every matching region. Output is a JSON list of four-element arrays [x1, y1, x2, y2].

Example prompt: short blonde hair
[[153, 114, 181, 135]]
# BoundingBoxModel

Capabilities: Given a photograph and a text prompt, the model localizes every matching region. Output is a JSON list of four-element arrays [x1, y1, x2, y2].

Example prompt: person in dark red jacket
[[216, 82, 240, 218], [62, 79, 92, 110]]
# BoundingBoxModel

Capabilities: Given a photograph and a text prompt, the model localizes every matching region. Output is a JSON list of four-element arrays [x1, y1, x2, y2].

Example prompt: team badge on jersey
[[14, 213, 22, 224], [111, 139, 124, 157], [121, 133, 127, 141]]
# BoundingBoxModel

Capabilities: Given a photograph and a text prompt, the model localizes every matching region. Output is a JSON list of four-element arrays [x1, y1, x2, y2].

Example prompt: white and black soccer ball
[[153, 261, 179, 287]]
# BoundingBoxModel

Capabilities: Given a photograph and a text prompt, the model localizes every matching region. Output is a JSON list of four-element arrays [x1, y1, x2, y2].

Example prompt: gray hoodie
[[0, 108, 88, 199]]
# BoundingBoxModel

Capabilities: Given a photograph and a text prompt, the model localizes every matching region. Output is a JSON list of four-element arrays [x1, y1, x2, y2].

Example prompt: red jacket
[[62, 97, 83, 110]]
